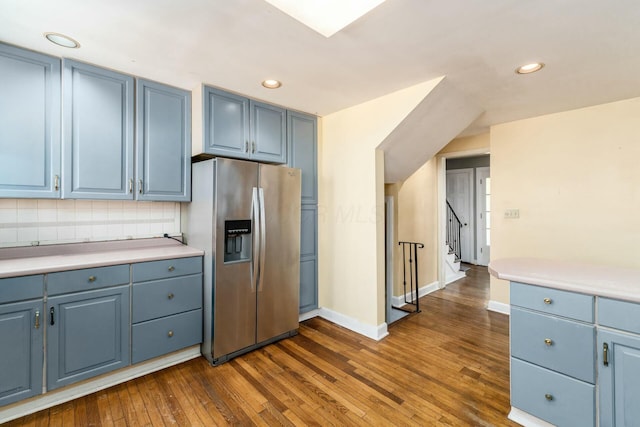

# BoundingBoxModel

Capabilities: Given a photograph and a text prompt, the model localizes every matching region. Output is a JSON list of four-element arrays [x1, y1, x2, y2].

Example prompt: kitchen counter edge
[[489, 257, 640, 303]]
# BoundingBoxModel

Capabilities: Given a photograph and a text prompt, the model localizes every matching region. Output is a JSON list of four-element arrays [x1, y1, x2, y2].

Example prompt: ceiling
[[2, 0, 640, 137]]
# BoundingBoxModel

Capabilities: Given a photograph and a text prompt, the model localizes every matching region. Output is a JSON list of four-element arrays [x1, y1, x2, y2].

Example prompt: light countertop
[[0, 238, 204, 278], [489, 258, 640, 303]]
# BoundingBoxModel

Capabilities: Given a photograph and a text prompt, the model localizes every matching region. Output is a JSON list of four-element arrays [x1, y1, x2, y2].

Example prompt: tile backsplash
[[0, 199, 181, 248]]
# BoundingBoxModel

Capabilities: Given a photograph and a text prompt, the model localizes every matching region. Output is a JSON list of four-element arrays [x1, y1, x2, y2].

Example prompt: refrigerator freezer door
[[256, 164, 301, 343], [213, 158, 259, 359]]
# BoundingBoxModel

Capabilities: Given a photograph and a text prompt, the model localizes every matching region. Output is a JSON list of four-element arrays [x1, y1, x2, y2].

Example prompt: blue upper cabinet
[[250, 100, 286, 163], [0, 43, 61, 198], [201, 86, 286, 163], [62, 59, 135, 199], [136, 79, 191, 202], [287, 111, 317, 204]]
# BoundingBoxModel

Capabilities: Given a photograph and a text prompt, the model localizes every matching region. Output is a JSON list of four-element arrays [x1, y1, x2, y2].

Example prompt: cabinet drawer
[[131, 309, 202, 364], [47, 265, 129, 295], [132, 274, 202, 323], [511, 358, 595, 427], [599, 297, 640, 335], [511, 281, 594, 322], [511, 307, 595, 383], [132, 256, 201, 283], [0, 275, 44, 303]]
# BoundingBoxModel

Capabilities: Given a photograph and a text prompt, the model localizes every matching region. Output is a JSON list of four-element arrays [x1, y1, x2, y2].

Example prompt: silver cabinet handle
[[129, 179, 133, 193], [245, 141, 249, 152], [35, 310, 40, 329], [54, 175, 60, 191], [138, 179, 143, 194], [252, 141, 256, 153]]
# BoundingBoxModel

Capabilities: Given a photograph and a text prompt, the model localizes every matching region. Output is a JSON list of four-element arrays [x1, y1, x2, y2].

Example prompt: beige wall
[[490, 97, 640, 303], [318, 79, 441, 328], [438, 132, 490, 156], [393, 160, 439, 295]]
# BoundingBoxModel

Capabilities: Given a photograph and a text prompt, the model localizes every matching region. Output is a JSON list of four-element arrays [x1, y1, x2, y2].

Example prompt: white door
[[446, 168, 474, 263], [476, 167, 490, 266]]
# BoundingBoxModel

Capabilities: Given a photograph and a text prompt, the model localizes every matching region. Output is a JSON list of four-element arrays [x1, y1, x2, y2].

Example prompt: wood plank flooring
[[6, 265, 517, 426]]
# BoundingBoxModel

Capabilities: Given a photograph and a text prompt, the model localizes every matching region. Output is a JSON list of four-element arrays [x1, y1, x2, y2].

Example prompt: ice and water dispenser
[[224, 219, 252, 263]]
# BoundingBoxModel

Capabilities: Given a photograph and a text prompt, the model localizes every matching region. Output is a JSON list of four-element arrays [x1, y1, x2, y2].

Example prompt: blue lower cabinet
[[511, 358, 595, 427], [132, 309, 202, 364], [46, 285, 130, 390], [0, 299, 44, 406]]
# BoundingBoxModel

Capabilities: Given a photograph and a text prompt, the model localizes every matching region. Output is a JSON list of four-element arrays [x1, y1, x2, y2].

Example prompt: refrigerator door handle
[[258, 187, 267, 292], [251, 187, 260, 293]]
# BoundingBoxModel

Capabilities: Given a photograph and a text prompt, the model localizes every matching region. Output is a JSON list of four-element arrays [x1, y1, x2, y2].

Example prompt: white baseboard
[[391, 280, 440, 307], [318, 307, 389, 341], [445, 271, 466, 285], [299, 309, 320, 322], [0, 346, 201, 424], [487, 300, 510, 315], [509, 407, 555, 427]]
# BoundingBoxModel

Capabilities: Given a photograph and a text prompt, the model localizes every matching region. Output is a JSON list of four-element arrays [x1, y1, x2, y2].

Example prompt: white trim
[[318, 307, 389, 341], [299, 309, 320, 322], [445, 271, 466, 285], [475, 166, 490, 266], [385, 195, 394, 324], [487, 300, 510, 315], [391, 280, 440, 307], [0, 346, 201, 424], [508, 407, 555, 427]]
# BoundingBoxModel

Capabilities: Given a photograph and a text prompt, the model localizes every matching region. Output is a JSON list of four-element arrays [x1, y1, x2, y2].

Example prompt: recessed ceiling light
[[44, 32, 80, 48], [516, 62, 544, 74], [262, 79, 282, 89], [264, 0, 386, 38]]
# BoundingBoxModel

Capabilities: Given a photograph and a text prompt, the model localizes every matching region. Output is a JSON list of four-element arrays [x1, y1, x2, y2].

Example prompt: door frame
[[437, 148, 489, 288], [385, 195, 394, 324], [476, 166, 490, 266]]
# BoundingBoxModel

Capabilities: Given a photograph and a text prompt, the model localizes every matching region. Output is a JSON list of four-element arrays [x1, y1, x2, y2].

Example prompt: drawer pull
[[603, 342, 609, 366], [544, 338, 553, 346], [168, 293, 175, 300], [88, 275, 97, 282], [168, 330, 174, 338], [545, 394, 553, 401], [543, 298, 552, 305], [168, 266, 175, 272]]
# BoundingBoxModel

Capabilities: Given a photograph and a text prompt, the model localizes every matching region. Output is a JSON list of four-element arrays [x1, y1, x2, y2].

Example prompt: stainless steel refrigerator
[[182, 157, 301, 365]]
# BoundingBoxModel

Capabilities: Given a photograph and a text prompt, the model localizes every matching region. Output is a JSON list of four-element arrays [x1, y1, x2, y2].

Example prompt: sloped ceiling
[[2, 0, 640, 138]]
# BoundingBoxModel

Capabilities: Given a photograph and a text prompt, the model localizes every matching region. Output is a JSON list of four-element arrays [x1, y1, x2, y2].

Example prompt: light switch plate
[[504, 209, 520, 219]]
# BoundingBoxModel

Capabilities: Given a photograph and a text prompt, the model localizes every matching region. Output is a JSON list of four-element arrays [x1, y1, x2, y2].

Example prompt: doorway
[[445, 168, 474, 263]]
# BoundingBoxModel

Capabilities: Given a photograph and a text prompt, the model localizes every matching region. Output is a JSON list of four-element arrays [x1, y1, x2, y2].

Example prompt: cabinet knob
[[168, 330, 174, 338], [545, 394, 553, 401], [168, 293, 174, 300], [543, 298, 552, 305], [88, 275, 97, 282], [544, 338, 553, 346], [168, 266, 175, 272]]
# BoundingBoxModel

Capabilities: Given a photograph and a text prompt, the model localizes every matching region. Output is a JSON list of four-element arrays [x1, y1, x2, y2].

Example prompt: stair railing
[[398, 241, 424, 313], [446, 200, 462, 261]]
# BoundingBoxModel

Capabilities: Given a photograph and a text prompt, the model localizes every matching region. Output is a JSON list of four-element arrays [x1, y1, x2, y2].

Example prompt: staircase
[[445, 200, 466, 284]]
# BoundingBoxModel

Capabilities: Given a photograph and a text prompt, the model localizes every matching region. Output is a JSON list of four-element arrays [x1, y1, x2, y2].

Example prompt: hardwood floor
[[7, 265, 518, 426]]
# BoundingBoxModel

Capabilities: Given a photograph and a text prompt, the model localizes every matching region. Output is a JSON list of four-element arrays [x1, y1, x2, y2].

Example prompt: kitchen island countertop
[[489, 257, 640, 303], [0, 238, 203, 278]]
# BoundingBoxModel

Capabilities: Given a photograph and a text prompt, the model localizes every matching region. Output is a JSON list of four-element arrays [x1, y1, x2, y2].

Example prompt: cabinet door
[[299, 206, 318, 313], [598, 330, 640, 427], [287, 111, 317, 204], [62, 60, 134, 199], [0, 43, 61, 198], [250, 101, 286, 163], [0, 300, 43, 406], [136, 79, 191, 201], [47, 285, 130, 390], [203, 87, 249, 158]]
